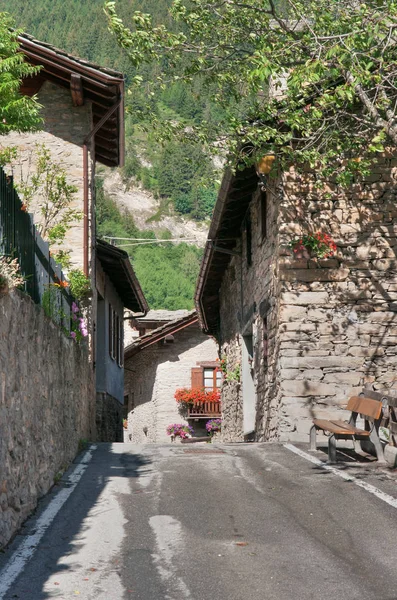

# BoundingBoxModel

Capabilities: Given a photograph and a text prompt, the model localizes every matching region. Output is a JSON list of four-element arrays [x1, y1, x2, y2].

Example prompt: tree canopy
[[0, 13, 42, 135], [105, 0, 397, 183]]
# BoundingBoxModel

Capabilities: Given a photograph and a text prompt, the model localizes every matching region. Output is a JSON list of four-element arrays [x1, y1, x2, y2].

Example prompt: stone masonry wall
[[218, 155, 397, 442], [277, 157, 397, 440], [0, 291, 95, 549], [124, 324, 218, 443], [5, 81, 93, 270], [219, 184, 282, 441]]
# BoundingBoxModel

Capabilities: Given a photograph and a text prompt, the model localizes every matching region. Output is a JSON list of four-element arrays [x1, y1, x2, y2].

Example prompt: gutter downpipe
[[83, 97, 122, 276]]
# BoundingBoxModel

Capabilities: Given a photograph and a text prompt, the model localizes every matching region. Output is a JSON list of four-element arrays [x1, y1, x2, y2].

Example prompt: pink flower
[[70, 331, 76, 340], [72, 302, 79, 314]]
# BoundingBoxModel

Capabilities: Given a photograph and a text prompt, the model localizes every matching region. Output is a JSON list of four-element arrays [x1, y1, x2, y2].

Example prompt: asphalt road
[[1, 442, 397, 600]]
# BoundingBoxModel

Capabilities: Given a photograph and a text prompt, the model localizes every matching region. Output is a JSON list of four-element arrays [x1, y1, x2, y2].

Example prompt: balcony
[[187, 401, 221, 419]]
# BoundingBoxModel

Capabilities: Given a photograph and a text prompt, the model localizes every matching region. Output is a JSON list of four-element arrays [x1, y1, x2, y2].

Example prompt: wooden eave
[[96, 239, 149, 313], [194, 166, 258, 334], [125, 311, 199, 359], [18, 33, 125, 168]]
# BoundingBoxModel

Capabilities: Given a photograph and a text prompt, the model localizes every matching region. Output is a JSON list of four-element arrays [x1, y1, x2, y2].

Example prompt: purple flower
[[72, 302, 79, 314], [70, 331, 76, 340]]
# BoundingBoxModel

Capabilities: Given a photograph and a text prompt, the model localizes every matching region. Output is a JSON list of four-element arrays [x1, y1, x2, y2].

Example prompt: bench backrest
[[347, 396, 382, 420]]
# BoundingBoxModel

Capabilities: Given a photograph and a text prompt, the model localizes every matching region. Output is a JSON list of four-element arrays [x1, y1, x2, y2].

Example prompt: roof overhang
[[125, 311, 199, 359], [96, 239, 149, 314], [18, 33, 125, 168], [194, 166, 259, 335]]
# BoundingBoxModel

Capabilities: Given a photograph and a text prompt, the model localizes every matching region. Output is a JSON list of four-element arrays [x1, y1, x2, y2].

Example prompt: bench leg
[[328, 435, 337, 463], [369, 427, 386, 464], [310, 425, 317, 451]]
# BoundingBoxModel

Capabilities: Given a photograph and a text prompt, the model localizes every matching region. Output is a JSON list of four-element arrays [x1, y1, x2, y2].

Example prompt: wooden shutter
[[191, 367, 203, 388]]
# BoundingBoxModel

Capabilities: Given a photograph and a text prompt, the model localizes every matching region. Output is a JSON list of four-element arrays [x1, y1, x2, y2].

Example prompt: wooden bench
[[309, 395, 386, 464]]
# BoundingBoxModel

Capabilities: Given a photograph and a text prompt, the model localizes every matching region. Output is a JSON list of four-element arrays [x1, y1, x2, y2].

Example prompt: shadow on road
[[0, 443, 152, 600]]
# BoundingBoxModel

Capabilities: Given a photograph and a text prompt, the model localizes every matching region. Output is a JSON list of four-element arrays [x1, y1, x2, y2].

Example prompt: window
[[118, 316, 124, 367], [263, 315, 268, 368], [260, 190, 267, 241], [109, 304, 123, 367], [109, 304, 115, 360], [204, 368, 222, 391], [191, 365, 222, 391]]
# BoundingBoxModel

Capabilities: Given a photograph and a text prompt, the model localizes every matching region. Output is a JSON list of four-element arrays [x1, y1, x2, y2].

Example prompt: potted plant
[[174, 387, 221, 407], [166, 423, 194, 442], [288, 232, 337, 259], [206, 418, 222, 438]]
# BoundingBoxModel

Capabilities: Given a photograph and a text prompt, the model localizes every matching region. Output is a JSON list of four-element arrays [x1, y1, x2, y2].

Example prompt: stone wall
[[5, 81, 93, 270], [124, 323, 218, 443], [0, 291, 95, 549], [218, 156, 397, 442], [219, 185, 282, 441], [277, 157, 397, 439]]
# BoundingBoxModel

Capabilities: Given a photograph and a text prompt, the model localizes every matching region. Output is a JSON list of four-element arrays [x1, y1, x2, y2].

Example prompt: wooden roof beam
[[70, 74, 84, 107]]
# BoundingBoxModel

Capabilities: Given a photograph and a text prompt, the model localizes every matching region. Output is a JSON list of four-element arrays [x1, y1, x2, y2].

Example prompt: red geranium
[[174, 387, 220, 404]]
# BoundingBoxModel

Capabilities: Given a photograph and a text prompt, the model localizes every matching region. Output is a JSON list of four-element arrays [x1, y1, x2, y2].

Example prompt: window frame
[[118, 315, 124, 368], [109, 303, 115, 360], [203, 367, 222, 391]]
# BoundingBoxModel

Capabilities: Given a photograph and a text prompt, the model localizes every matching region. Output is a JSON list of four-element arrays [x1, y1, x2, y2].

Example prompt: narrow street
[[1, 443, 397, 600]]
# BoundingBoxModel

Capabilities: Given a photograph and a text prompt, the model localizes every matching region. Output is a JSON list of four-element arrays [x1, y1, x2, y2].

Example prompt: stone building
[[8, 32, 124, 273], [124, 310, 219, 443], [195, 159, 397, 442], [6, 34, 142, 441]]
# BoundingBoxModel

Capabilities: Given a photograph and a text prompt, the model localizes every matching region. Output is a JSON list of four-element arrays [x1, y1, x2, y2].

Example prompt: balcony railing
[[188, 401, 221, 419]]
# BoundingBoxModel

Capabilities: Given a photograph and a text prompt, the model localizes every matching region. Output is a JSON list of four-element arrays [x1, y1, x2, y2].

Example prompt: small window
[[112, 309, 118, 360], [115, 314, 120, 364], [260, 190, 267, 241], [263, 315, 268, 368], [216, 370, 222, 388], [109, 304, 115, 360], [109, 305, 123, 366], [118, 316, 124, 368], [203, 367, 222, 391]]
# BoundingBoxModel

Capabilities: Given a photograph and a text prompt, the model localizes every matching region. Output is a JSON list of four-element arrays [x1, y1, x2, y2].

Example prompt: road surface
[[1, 442, 397, 600]]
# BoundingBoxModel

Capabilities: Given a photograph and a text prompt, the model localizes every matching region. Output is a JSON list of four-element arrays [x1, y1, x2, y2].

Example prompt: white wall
[[124, 323, 218, 443]]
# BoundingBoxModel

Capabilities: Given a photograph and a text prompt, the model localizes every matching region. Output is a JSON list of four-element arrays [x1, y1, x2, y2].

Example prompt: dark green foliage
[[2, 0, 220, 220], [0, 12, 42, 134], [174, 193, 193, 215], [132, 243, 202, 310]]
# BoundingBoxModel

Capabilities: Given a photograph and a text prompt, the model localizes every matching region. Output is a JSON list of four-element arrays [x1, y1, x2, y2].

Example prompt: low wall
[[0, 291, 95, 549]]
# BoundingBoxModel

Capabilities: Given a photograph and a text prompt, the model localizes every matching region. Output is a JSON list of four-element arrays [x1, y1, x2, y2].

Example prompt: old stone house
[[195, 159, 397, 442], [124, 310, 219, 443], [9, 33, 124, 272], [5, 34, 142, 440]]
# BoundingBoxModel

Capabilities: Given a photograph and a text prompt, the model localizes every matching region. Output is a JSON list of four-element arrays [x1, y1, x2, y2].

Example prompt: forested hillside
[[2, 0, 217, 308], [96, 179, 202, 309], [1, 0, 220, 221]]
